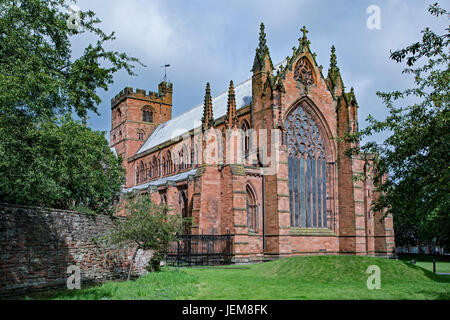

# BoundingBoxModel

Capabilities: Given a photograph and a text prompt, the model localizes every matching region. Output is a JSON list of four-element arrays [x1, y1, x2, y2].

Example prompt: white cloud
[[74, 0, 446, 143]]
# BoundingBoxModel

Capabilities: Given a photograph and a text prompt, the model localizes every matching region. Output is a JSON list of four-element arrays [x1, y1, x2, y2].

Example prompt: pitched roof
[[136, 79, 252, 155], [135, 60, 287, 157]]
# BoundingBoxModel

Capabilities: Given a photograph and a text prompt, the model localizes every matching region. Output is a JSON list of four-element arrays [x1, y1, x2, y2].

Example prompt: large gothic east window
[[285, 103, 327, 228]]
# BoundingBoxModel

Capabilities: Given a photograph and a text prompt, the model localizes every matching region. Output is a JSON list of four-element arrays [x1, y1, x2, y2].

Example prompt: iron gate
[[166, 233, 233, 266]]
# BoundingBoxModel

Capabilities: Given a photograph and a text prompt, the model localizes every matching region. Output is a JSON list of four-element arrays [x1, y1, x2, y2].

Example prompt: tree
[[0, 0, 142, 120], [101, 194, 189, 280], [347, 3, 449, 248], [0, 116, 125, 214], [0, 0, 142, 211]]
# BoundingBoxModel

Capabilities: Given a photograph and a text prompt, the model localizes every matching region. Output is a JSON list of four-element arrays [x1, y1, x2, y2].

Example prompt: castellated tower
[[110, 81, 173, 187]]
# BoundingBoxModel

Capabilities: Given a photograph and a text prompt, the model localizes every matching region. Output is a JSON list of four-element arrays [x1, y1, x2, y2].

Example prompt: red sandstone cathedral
[[109, 24, 395, 262]]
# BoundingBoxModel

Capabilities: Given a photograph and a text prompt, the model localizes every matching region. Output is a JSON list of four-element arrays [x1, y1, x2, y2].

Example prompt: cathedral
[[109, 24, 395, 262]]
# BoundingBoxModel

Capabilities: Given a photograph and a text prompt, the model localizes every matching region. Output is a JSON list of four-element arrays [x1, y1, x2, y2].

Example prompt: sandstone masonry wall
[[0, 203, 151, 297]]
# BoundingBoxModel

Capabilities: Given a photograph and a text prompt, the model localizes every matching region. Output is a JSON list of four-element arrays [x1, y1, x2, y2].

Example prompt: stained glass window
[[242, 120, 250, 158], [294, 57, 314, 85], [285, 103, 327, 228]]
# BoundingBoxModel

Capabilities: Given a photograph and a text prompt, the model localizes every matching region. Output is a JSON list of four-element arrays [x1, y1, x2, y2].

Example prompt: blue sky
[[73, 0, 447, 143]]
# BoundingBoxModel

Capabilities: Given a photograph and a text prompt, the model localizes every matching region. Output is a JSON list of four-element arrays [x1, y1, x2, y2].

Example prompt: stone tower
[[110, 81, 173, 187]]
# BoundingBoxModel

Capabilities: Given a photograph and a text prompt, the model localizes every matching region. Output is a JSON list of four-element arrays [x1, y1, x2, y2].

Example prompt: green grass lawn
[[397, 254, 450, 274], [414, 261, 450, 274], [28, 256, 450, 300]]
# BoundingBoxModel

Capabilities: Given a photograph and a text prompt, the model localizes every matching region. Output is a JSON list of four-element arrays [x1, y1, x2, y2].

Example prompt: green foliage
[[147, 252, 165, 273], [0, 0, 141, 212], [107, 194, 185, 252], [0, 115, 125, 214], [346, 3, 450, 247], [101, 194, 190, 275], [0, 0, 142, 120]]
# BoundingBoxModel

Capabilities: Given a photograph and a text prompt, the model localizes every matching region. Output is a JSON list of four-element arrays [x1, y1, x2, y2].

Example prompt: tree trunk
[[127, 245, 140, 281]]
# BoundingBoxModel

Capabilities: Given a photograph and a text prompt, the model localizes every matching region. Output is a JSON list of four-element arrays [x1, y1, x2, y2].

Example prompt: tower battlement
[[111, 81, 173, 108]]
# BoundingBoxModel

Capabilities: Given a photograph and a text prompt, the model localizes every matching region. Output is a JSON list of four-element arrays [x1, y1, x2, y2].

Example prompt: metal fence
[[166, 233, 233, 267]]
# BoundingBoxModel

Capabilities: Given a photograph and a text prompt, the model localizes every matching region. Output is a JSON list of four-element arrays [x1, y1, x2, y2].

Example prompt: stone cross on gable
[[301, 26, 308, 39], [299, 26, 310, 47]]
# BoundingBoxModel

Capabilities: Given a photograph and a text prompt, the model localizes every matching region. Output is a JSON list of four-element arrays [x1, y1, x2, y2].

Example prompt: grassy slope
[[398, 254, 450, 274], [32, 256, 450, 300], [187, 256, 449, 300], [415, 261, 450, 273], [29, 269, 198, 300]]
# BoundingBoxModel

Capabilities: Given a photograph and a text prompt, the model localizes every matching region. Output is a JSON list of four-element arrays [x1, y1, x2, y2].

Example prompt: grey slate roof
[[123, 169, 197, 193], [135, 60, 287, 157], [136, 79, 252, 155]]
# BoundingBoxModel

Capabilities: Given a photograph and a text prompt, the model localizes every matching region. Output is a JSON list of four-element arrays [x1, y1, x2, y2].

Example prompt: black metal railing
[[166, 233, 233, 267]]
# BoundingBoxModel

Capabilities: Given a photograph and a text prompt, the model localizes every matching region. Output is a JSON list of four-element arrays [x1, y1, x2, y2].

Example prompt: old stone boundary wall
[[0, 203, 151, 297]]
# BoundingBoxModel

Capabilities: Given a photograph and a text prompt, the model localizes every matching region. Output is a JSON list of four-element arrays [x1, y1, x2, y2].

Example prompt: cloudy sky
[[73, 0, 447, 143]]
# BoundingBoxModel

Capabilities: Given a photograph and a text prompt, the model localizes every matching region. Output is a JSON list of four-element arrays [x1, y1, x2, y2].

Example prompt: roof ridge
[[154, 59, 286, 128], [135, 59, 287, 156]]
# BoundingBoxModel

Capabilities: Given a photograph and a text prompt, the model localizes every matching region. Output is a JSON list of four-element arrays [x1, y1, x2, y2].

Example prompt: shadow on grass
[[24, 268, 200, 300], [414, 290, 450, 300], [22, 281, 117, 300], [400, 260, 450, 284]]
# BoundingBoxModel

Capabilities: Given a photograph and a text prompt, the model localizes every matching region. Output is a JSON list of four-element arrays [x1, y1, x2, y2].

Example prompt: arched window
[[143, 107, 153, 122], [164, 152, 171, 174], [178, 189, 189, 234], [149, 161, 153, 179], [242, 120, 250, 158], [152, 156, 158, 178], [294, 57, 314, 85], [167, 152, 173, 173], [181, 145, 188, 169], [246, 185, 258, 233], [157, 158, 161, 177], [150, 159, 154, 178], [145, 163, 149, 181], [138, 161, 145, 184], [179, 149, 184, 170], [162, 156, 166, 175], [138, 130, 144, 141], [194, 144, 199, 167], [285, 102, 327, 228]]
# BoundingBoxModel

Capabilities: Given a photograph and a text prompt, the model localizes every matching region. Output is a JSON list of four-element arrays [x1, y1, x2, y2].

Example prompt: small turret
[[327, 45, 345, 95], [252, 23, 274, 73], [158, 81, 173, 100], [202, 82, 214, 131], [225, 80, 238, 129]]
